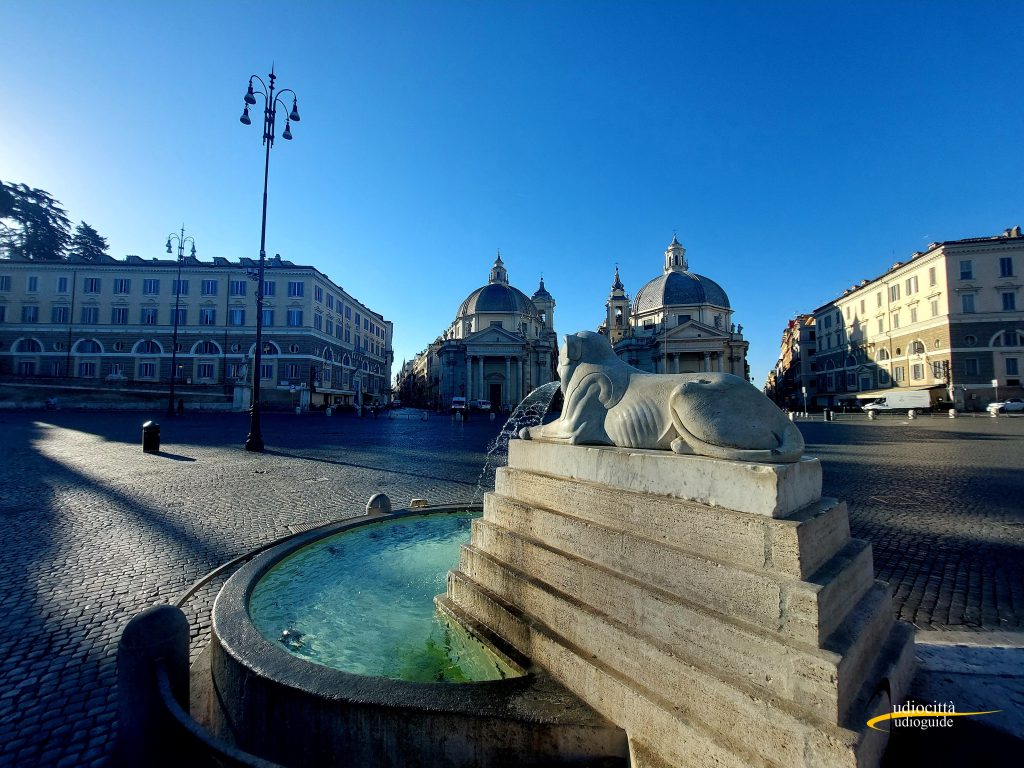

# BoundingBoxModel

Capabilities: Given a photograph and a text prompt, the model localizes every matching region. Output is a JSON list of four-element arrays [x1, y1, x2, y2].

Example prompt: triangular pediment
[[666, 320, 727, 341], [464, 325, 525, 345]]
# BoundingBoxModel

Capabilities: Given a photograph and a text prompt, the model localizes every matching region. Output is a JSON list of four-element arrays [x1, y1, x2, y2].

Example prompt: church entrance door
[[489, 383, 502, 408]]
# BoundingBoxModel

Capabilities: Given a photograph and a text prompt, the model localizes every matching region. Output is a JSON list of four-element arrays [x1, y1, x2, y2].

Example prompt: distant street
[[0, 409, 1021, 767]]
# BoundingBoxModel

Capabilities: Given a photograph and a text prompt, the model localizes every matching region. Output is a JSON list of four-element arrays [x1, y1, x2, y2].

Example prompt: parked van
[[861, 391, 932, 412], [450, 397, 467, 414], [472, 399, 492, 411]]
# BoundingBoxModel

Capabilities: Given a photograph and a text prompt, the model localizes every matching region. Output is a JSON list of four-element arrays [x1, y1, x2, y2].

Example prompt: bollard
[[326, 407, 333, 417], [489, 412, 496, 422], [366, 493, 392, 515], [948, 408, 957, 418], [142, 421, 160, 453], [907, 409, 916, 419], [117, 604, 190, 766], [788, 412, 795, 422], [868, 410, 876, 420]]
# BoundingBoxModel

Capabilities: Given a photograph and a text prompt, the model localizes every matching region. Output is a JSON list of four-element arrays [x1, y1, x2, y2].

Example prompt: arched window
[[825, 360, 836, 370], [134, 339, 163, 355], [342, 354, 351, 367], [910, 340, 925, 354], [845, 354, 856, 368], [992, 330, 1023, 347], [877, 348, 890, 361], [15, 338, 42, 353], [194, 340, 221, 355], [74, 339, 102, 354], [250, 341, 280, 356]]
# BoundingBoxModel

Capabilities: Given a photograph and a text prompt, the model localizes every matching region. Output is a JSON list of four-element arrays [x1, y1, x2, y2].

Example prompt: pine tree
[[0, 180, 71, 260], [69, 221, 110, 262]]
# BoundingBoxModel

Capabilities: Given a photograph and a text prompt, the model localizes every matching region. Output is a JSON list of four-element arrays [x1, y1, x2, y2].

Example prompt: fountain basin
[[202, 505, 627, 767]]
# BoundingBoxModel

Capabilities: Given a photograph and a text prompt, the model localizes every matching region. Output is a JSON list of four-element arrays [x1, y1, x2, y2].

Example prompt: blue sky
[[4, 1, 1023, 385]]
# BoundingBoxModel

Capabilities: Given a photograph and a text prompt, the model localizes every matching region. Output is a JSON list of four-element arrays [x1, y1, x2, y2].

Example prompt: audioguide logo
[[867, 701, 1001, 731]]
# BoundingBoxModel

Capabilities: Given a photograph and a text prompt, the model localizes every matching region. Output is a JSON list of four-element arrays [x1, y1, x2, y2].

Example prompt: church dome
[[632, 235, 731, 313], [633, 271, 731, 313], [457, 283, 540, 317], [455, 252, 540, 319]]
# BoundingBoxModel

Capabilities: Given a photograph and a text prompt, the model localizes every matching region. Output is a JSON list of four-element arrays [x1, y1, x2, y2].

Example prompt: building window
[[314, 314, 323, 331], [139, 362, 156, 378], [878, 368, 890, 384], [229, 308, 246, 326], [27, 276, 38, 292], [262, 309, 274, 327], [199, 307, 215, 325], [910, 306, 918, 323], [1003, 292, 1017, 311], [931, 299, 939, 317], [287, 309, 303, 327], [875, 291, 882, 307], [0, 276, 9, 291], [959, 260, 973, 280], [21, 305, 39, 323], [877, 318, 884, 333], [355, 312, 361, 327], [288, 281, 304, 297], [931, 361, 944, 379], [964, 334, 977, 346], [139, 340, 161, 354], [283, 363, 300, 378], [260, 363, 273, 380], [111, 307, 128, 324], [1000, 257, 1014, 277], [172, 279, 189, 296], [201, 279, 217, 296], [911, 363, 924, 380], [890, 312, 900, 329], [928, 266, 937, 286], [174, 308, 187, 325], [344, 306, 351, 319], [344, 328, 350, 342], [143, 279, 160, 295], [894, 366, 905, 382], [230, 280, 246, 296], [197, 341, 219, 354], [78, 362, 97, 378], [877, 348, 890, 361], [114, 278, 130, 294], [51, 306, 69, 323], [326, 318, 334, 335], [81, 306, 99, 324], [961, 294, 975, 313], [197, 363, 215, 380], [905, 276, 918, 294], [314, 285, 323, 302], [263, 280, 276, 297], [141, 307, 158, 324], [327, 294, 334, 309], [1008, 358, 1020, 376], [890, 285, 900, 301], [965, 358, 979, 376], [84, 278, 101, 293], [859, 300, 865, 314]]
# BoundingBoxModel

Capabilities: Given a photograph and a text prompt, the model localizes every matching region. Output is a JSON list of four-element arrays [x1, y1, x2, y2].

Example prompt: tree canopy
[[69, 221, 110, 262], [0, 180, 72, 260]]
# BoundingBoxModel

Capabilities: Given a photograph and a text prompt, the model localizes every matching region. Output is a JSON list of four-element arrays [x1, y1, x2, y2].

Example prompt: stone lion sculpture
[[522, 331, 804, 463]]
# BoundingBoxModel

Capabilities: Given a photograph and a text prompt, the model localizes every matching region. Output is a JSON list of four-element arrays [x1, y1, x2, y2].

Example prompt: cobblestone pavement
[[0, 409, 1021, 767]]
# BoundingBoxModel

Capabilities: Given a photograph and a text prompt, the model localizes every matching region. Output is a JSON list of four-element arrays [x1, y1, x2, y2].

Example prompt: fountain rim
[[212, 503, 537, 715]]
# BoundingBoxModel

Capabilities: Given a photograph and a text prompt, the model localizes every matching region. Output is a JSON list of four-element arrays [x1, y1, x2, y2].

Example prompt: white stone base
[[447, 441, 915, 768]]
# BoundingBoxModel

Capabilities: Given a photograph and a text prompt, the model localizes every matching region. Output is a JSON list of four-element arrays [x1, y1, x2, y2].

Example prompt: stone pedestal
[[444, 441, 915, 767]]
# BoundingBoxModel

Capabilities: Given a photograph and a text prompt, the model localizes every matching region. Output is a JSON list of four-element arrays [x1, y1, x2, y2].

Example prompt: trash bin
[[142, 421, 160, 453]]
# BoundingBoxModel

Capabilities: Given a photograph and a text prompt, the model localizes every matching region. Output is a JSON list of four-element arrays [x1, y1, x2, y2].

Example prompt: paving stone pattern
[[0, 410, 1021, 767]]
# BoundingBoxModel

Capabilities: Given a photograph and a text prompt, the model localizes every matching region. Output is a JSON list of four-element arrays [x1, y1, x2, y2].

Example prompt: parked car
[[986, 397, 1024, 414], [472, 399, 492, 411], [450, 396, 467, 414]]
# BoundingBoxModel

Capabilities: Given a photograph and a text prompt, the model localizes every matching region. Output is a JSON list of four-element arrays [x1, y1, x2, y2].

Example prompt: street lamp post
[[165, 226, 196, 416], [239, 66, 301, 452]]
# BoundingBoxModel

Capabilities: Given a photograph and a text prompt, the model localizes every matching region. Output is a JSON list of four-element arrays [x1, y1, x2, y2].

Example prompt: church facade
[[402, 254, 558, 409], [599, 236, 749, 378]]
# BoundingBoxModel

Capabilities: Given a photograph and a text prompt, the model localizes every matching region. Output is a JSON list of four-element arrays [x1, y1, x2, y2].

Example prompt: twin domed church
[[399, 237, 747, 409]]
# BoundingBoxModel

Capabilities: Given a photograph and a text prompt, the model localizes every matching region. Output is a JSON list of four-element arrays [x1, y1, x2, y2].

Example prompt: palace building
[[400, 253, 557, 409], [598, 236, 749, 378], [0, 251, 393, 408]]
